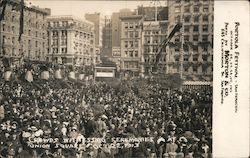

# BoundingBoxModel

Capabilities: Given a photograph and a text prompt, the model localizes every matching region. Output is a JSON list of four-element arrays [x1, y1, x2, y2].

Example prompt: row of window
[[174, 34, 212, 42], [123, 31, 139, 38], [124, 22, 140, 29], [1, 24, 46, 38], [184, 24, 212, 32], [175, 45, 210, 52], [2, 35, 45, 47], [124, 50, 139, 58], [124, 61, 139, 69], [175, 15, 212, 23], [175, 5, 212, 13], [124, 40, 139, 48], [51, 39, 67, 46]]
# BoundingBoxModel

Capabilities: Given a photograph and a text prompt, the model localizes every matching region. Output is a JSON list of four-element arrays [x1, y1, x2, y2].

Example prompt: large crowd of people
[[0, 65, 212, 158]]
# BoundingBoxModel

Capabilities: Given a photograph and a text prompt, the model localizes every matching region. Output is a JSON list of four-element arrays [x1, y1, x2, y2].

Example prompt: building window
[[193, 5, 199, 12], [124, 51, 128, 57], [184, 35, 189, 42], [193, 25, 199, 32], [129, 41, 133, 48], [184, 6, 190, 13], [153, 46, 158, 52], [184, 45, 189, 52], [203, 15, 209, 22], [12, 37, 15, 44], [193, 55, 198, 61], [202, 35, 208, 41], [175, 47, 180, 52], [194, 16, 199, 22], [129, 51, 133, 57], [11, 26, 15, 33], [184, 16, 190, 23], [202, 45, 208, 51], [124, 41, 128, 48], [175, 6, 180, 13], [124, 23, 128, 29], [62, 30, 67, 36], [203, 5, 209, 12], [129, 31, 133, 38], [193, 45, 198, 52], [135, 31, 139, 38], [134, 41, 138, 47], [184, 25, 189, 32], [2, 24, 5, 31], [145, 37, 150, 44], [202, 55, 208, 61], [129, 23, 133, 29], [193, 66, 197, 73], [175, 57, 179, 62], [134, 51, 138, 57], [61, 39, 67, 45], [193, 35, 199, 41], [175, 16, 180, 23], [202, 25, 209, 32], [202, 66, 207, 73], [124, 31, 128, 38]]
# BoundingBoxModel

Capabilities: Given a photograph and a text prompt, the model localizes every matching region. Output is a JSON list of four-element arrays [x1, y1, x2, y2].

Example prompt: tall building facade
[[0, 0, 50, 62], [167, 0, 214, 81], [111, 9, 134, 48], [47, 15, 96, 66], [85, 13, 104, 63], [142, 20, 168, 75], [102, 15, 112, 58], [120, 15, 143, 77]]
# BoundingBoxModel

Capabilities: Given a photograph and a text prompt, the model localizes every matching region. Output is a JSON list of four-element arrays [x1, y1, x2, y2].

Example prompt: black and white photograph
[[3, 0, 248, 157]]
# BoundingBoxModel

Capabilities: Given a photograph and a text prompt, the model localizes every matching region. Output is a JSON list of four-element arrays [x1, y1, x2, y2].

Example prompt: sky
[[31, 0, 167, 19]]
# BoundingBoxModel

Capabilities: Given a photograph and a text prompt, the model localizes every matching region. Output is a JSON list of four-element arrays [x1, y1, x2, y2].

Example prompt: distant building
[[0, 0, 50, 62], [120, 15, 143, 77], [167, 0, 214, 81], [102, 15, 112, 58], [47, 15, 96, 66], [111, 9, 134, 49], [85, 13, 104, 63]]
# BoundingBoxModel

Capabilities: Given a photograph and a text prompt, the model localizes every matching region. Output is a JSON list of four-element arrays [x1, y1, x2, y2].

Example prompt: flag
[[155, 23, 182, 64], [0, 0, 7, 21], [18, 0, 24, 42]]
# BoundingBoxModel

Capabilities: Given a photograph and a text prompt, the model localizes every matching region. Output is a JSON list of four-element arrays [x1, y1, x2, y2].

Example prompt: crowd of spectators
[[0, 67, 212, 158]]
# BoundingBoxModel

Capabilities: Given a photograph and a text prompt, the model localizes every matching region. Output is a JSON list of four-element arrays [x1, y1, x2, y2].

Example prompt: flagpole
[[180, 1, 184, 80]]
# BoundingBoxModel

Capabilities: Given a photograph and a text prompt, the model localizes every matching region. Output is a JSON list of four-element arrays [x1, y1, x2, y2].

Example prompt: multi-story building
[[0, 0, 50, 63], [47, 15, 96, 66], [120, 15, 143, 77], [102, 15, 112, 58], [167, 0, 214, 81], [111, 9, 134, 50], [142, 20, 168, 75], [85, 13, 104, 63]]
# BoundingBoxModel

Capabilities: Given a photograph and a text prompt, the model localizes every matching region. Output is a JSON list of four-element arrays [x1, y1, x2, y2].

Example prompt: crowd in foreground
[[0, 70, 212, 158]]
